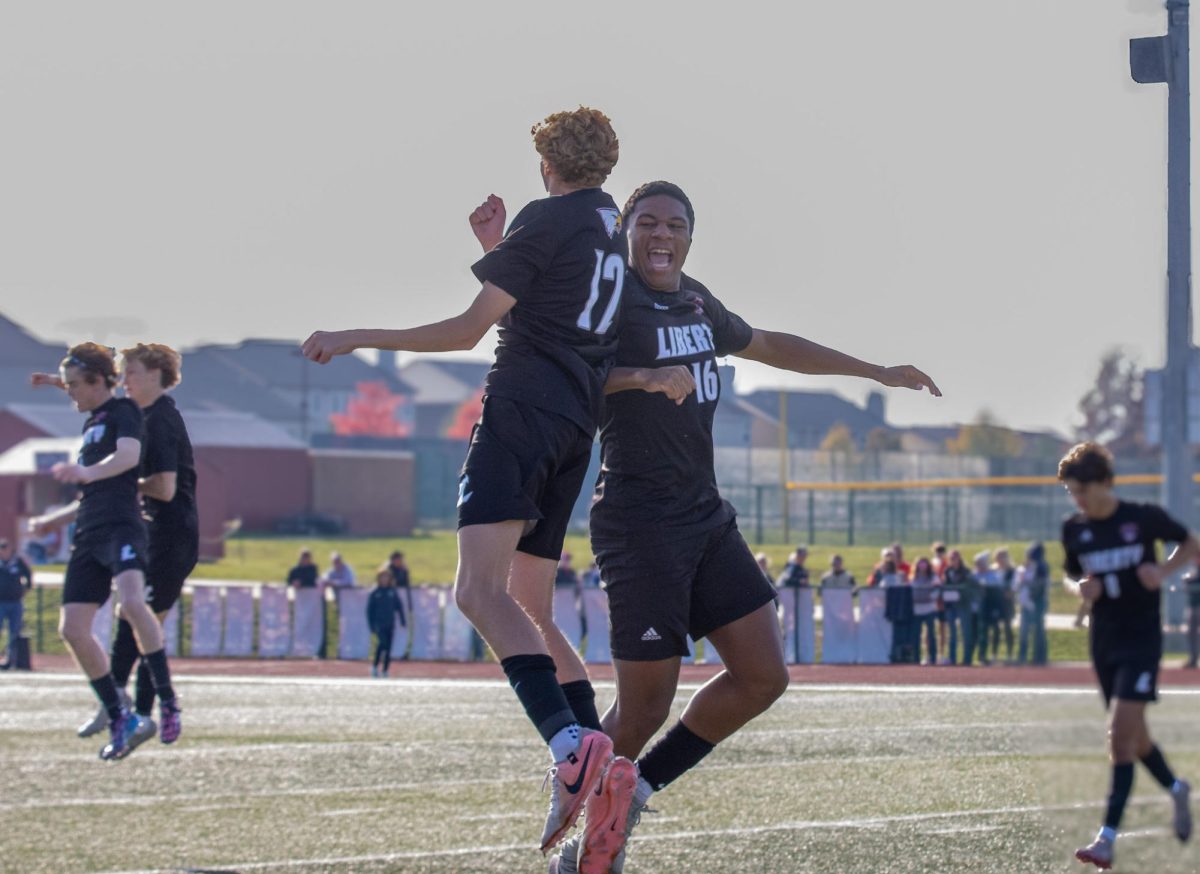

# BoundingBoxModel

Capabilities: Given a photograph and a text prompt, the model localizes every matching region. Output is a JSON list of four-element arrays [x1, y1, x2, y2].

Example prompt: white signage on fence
[[337, 588, 371, 660], [408, 586, 441, 660], [440, 593, 474, 662], [223, 587, 255, 656], [856, 586, 892, 665], [91, 598, 114, 647], [820, 587, 857, 664], [778, 588, 815, 664], [553, 587, 583, 651], [163, 601, 180, 657], [582, 588, 611, 664], [190, 586, 223, 657], [258, 585, 290, 658], [291, 588, 324, 658]]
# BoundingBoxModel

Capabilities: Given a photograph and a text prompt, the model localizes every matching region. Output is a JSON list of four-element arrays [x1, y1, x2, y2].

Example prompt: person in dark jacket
[[0, 539, 33, 669], [367, 566, 407, 677], [775, 546, 810, 589]]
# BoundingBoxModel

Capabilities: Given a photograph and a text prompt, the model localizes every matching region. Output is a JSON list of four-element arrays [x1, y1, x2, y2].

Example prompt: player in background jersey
[[519, 180, 939, 873], [26, 344, 179, 760], [45, 344, 197, 747], [304, 107, 631, 854], [1060, 442, 1199, 870]]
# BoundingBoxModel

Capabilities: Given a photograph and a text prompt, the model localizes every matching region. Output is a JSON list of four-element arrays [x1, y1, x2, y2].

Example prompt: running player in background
[[489, 180, 936, 873], [303, 107, 628, 853], [1060, 442, 1199, 870], [26, 344, 179, 760]]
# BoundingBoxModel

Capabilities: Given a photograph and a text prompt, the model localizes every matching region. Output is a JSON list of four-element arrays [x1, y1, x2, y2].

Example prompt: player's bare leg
[[508, 552, 589, 686], [59, 603, 107, 679]]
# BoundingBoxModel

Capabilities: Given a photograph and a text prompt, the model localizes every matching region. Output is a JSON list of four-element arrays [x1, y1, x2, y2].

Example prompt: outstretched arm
[[301, 283, 517, 364], [736, 329, 942, 396], [51, 437, 141, 485], [604, 365, 696, 405], [1137, 533, 1200, 591], [29, 372, 65, 390]]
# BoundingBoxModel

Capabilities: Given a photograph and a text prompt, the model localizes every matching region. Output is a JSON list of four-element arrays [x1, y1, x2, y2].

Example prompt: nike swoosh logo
[[562, 745, 595, 795]]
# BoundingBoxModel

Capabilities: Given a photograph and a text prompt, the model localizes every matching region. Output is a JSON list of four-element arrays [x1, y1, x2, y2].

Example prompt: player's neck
[[1085, 493, 1121, 521]]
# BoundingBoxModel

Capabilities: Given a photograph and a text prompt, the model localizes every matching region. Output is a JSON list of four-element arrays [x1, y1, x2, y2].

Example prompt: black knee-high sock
[[500, 654, 576, 743], [109, 619, 139, 688], [637, 721, 716, 792], [134, 660, 156, 716], [561, 680, 602, 731], [1105, 763, 1136, 831], [90, 674, 124, 722], [1141, 745, 1178, 790], [142, 649, 175, 703]]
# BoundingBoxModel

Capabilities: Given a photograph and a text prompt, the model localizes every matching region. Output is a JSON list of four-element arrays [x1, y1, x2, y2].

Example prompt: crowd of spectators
[[774, 540, 1051, 666]]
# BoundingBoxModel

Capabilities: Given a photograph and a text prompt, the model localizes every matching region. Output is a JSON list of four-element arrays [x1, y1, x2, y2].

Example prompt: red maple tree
[[445, 392, 484, 440], [330, 381, 413, 437]]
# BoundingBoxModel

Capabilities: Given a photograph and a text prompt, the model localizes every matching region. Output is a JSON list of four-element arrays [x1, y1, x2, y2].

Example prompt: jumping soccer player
[[26, 343, 179, 760], [303, 107, 628, 853], [1060, 441, 1198, 870], [479, 180, 937, 873]]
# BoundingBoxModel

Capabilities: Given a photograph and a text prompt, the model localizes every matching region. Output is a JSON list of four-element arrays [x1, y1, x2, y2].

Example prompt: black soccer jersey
[[471, 188, 627, 434], [75, 397, 144, 536], [1062, 500, 1190, 659], [590, 272, 753, 548], [140, 395, 198, 532]]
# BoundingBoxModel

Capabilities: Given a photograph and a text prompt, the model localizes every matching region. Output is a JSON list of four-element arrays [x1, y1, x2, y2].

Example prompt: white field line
[[11, 672, 1200, 697], [0, 751, 1025, 813], [92, 796, 1173, 874]]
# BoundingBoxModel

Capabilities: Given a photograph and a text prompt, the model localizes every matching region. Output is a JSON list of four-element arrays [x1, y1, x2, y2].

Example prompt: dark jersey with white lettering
[[590, 273, 753, 547], [471, 188, 627, 434], [141, 395, 198, 534], [1062, 500, 1190, 659], [75, 397, 144, 536]]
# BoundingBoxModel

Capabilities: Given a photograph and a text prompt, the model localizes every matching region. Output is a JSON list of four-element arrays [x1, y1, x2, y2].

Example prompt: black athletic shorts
[[145, 525, 199, 613], [63, 524, 148, 606], [1094, 652, 1160, 707], [596, 518, 778, 661], [457, 396, 593, 561]]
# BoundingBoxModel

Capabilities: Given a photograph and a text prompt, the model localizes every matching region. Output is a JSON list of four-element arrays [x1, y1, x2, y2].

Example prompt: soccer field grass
[[4, 675, 1200, 873]]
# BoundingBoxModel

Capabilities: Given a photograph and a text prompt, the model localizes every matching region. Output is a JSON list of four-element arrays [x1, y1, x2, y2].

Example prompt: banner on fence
[[820, 587, 857, 664], [553, 588, 583, 650], [441, 594, 474, 661], [258, 585, 290, 658], [223, 587, 255, 656], [856, 586, 891, 664], [779, 587, 815, 664], [90, 598, 114, 647], [337, 588, 371, 660], [190, 586, 223, 657], [409, 587, 441, 660], [163, 601, 180, 657], [582, 588, 611, 664], [391, 607, 410, 658], [292, 588, 324, 657]]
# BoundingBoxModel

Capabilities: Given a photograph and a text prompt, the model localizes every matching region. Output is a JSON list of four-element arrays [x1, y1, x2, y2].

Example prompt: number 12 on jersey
[[577, 250, 625, 334]]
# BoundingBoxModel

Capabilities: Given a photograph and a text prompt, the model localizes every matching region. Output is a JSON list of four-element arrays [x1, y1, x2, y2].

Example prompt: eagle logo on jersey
[[596, 208, 622, 239], [1079, 529, 1093, 544], [1120, 523, 1139, 544]]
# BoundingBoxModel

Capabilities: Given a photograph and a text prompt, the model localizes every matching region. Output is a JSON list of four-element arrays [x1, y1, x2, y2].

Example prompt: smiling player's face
[[628, 194, 691, 292]]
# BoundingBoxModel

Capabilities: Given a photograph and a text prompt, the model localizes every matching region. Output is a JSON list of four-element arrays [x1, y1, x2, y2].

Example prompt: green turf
[[3, 674, 1200, 872]]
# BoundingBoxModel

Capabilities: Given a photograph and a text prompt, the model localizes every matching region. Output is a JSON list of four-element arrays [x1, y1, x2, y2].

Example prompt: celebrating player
[[1060, 442, 1198, 870], [27, 344, 179, 760], [303, 107, 629, 853], [506, 180, 937, 873]]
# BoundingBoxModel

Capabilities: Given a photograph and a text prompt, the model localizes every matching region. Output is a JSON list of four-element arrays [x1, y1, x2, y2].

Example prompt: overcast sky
[[0, 1, 1190, 434]]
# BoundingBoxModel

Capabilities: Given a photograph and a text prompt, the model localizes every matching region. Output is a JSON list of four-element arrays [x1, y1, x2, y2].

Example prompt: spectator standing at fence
[[910, 558, 939, 665], [891, 543, 912, 578], [1015, 541, 1050, 666], [755, 553, 772, 583], [321, 551, 356, 589], [868, 547, 899, 587], [971, 551, 995, 665], [820, 554, 855, 589], [0, 539, 32, 669], [388, 550, 414, 618], [931, 542, 948, 578], [776, 546, 810, 589], [941, 549, 971, 664], [367, 565, 406, 678], [993, 547, 1017, 663], [581, 561, 601, 589]]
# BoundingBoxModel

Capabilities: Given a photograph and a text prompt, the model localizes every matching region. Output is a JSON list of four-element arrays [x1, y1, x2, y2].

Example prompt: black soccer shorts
[[456, 396, 594, 561], [62, 524, 148, 606], [145, 527, 199, 613], [596, 518, 778, 661], [1095, 652, 1161, 706]]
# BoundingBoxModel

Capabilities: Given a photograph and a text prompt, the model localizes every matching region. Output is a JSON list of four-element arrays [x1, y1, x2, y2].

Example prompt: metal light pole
[[1131, 1, 1193, 624]]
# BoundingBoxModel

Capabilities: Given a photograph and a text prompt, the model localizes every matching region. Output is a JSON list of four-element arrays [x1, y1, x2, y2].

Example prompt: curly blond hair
[[61, 342, 118, 388], [120, 342, 183, 389], [531, 107, 619, 188]]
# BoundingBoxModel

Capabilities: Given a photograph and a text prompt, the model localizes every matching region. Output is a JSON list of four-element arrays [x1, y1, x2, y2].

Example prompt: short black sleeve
[[111, 400, 143, 444], [1141, 503, 1190, 545], [471, 202, 558, 301], [142, 406, 179, 476], [686, 282, 753, 356]]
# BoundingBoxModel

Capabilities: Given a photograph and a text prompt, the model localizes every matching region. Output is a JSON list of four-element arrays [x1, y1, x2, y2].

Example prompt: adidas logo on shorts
[[641, 627, 662, 642]]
